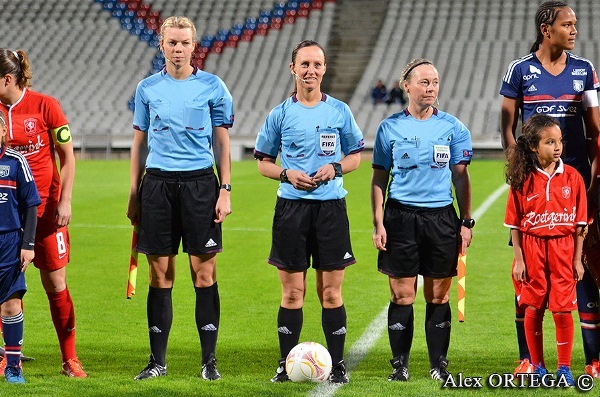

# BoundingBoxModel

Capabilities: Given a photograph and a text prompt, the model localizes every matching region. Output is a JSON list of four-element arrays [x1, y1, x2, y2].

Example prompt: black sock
[[277, 307, 303, 359], [388, 302, 413, 366], [425, 302, 451, 368], [322, 305, 347, 364], [195, 282, 220, 364], [515, 296, 530, 360], [147, 286, 173, 366]]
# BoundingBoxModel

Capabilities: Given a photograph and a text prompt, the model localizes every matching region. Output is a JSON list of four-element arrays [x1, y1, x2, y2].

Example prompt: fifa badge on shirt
[[433, 145, 450, 167], [320, 133, 336, 156]]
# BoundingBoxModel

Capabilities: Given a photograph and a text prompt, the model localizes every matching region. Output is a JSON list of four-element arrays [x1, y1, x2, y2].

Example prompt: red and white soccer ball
[[285, 341, 332, 382]]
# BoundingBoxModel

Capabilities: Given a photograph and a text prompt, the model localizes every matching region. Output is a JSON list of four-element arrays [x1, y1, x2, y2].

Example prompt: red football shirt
[[1, 89, 68, 219], [504, 161, 587, 237]]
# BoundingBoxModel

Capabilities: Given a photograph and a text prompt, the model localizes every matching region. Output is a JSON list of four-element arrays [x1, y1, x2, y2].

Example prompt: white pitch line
[[472, 183, 509, 220], [308, 183, 509, 397]]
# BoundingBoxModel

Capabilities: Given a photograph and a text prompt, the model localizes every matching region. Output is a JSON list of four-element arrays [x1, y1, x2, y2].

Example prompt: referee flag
[[457, 253, 467, 322], [126, 226, 139, 299]]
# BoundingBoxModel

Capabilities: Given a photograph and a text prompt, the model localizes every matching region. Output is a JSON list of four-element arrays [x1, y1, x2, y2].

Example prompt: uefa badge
[[573, 80, 584, 92], [0, 165, 9, 177], [319, 133, 336, 156], [562, 186, 571, 199], [24, 118, 37, 136]]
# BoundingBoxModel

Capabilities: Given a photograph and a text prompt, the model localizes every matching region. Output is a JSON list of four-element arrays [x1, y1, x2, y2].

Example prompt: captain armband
[[51, 124, 72, 145]]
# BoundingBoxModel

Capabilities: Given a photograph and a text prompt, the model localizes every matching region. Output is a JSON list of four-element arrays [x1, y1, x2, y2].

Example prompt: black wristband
[[280, 169, 289, 183], [220, 183, 231, 192], [461, 218, 475, 229], [331, 162, 342, 178]]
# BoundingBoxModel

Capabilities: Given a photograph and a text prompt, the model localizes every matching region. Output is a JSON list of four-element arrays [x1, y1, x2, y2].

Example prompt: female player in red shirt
[[504, 114, 587, 386], [500, 1, 600, 377], [0, 48, 86, 377]]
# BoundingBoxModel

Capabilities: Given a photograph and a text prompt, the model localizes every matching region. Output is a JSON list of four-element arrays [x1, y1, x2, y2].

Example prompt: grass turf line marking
[[308, 183, 508, 396]]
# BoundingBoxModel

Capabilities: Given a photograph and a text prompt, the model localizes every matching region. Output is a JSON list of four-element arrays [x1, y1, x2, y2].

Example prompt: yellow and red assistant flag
[[457, 253, 467, 322], [127, 226, 139, 299]]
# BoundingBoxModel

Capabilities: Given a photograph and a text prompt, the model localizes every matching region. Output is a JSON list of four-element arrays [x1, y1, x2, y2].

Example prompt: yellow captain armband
[[51, 124, 72, 145]]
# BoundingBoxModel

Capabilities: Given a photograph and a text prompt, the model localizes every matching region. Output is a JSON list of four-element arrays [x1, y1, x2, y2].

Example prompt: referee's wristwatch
[[330, 162, 343, 178], [280, 168, 290, 183], [220, 183, 231, 192], [461, 218, 475, 229]]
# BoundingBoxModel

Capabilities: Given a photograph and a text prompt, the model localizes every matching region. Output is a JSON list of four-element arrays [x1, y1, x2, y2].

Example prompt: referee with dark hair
[[254, 40, 364, 384], [371, 58, 473, 383]]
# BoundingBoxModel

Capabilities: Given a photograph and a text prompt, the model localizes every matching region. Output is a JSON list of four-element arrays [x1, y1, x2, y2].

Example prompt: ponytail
[[0, 48, 32, 89]]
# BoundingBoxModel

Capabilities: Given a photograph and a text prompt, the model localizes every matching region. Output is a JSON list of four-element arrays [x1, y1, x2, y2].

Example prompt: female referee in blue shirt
[[126, 16, 233, 381], [254, 40, 364, 384], [371, 58, 473, 383]]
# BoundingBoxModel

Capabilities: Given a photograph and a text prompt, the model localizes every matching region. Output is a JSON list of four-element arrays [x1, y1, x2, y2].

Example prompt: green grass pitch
[[2, 159, 590, 396]]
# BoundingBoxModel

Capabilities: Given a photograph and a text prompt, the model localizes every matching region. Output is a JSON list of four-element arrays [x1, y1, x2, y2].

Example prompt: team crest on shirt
[[562, 186, 571, 199], [573, 80, 584, 92], [24, 118, 37, 136], [319, 133, 336, 156], [0, 165, 9, 177]]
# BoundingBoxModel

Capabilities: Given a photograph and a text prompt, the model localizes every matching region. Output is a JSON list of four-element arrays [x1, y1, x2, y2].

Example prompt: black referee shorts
[[137, 168, 222, 256], [268, 198, 356, 271], [378, 200, 460, 278]]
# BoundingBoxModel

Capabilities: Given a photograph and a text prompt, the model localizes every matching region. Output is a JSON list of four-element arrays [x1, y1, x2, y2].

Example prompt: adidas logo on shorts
[[343, 252, 352, 260], [205, 239, 217, 248]]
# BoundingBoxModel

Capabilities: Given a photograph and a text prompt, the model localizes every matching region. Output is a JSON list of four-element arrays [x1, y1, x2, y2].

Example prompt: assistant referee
[[127, 16, 233, 381], [371, 58, 473, 383]]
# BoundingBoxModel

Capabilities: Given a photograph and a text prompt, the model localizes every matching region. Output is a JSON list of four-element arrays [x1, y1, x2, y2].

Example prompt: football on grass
[[285, 341, 332, 382]]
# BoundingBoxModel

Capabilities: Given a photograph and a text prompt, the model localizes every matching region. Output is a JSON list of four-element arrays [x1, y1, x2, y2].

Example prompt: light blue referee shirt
[[133, 67, 234, 171], [254, 93, 364, 200], [372, 108, 472, 207]]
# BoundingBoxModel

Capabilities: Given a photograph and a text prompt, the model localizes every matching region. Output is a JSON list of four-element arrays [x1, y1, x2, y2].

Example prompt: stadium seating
[[350, 0, 599, 147], [1, 0, 598, 155]]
